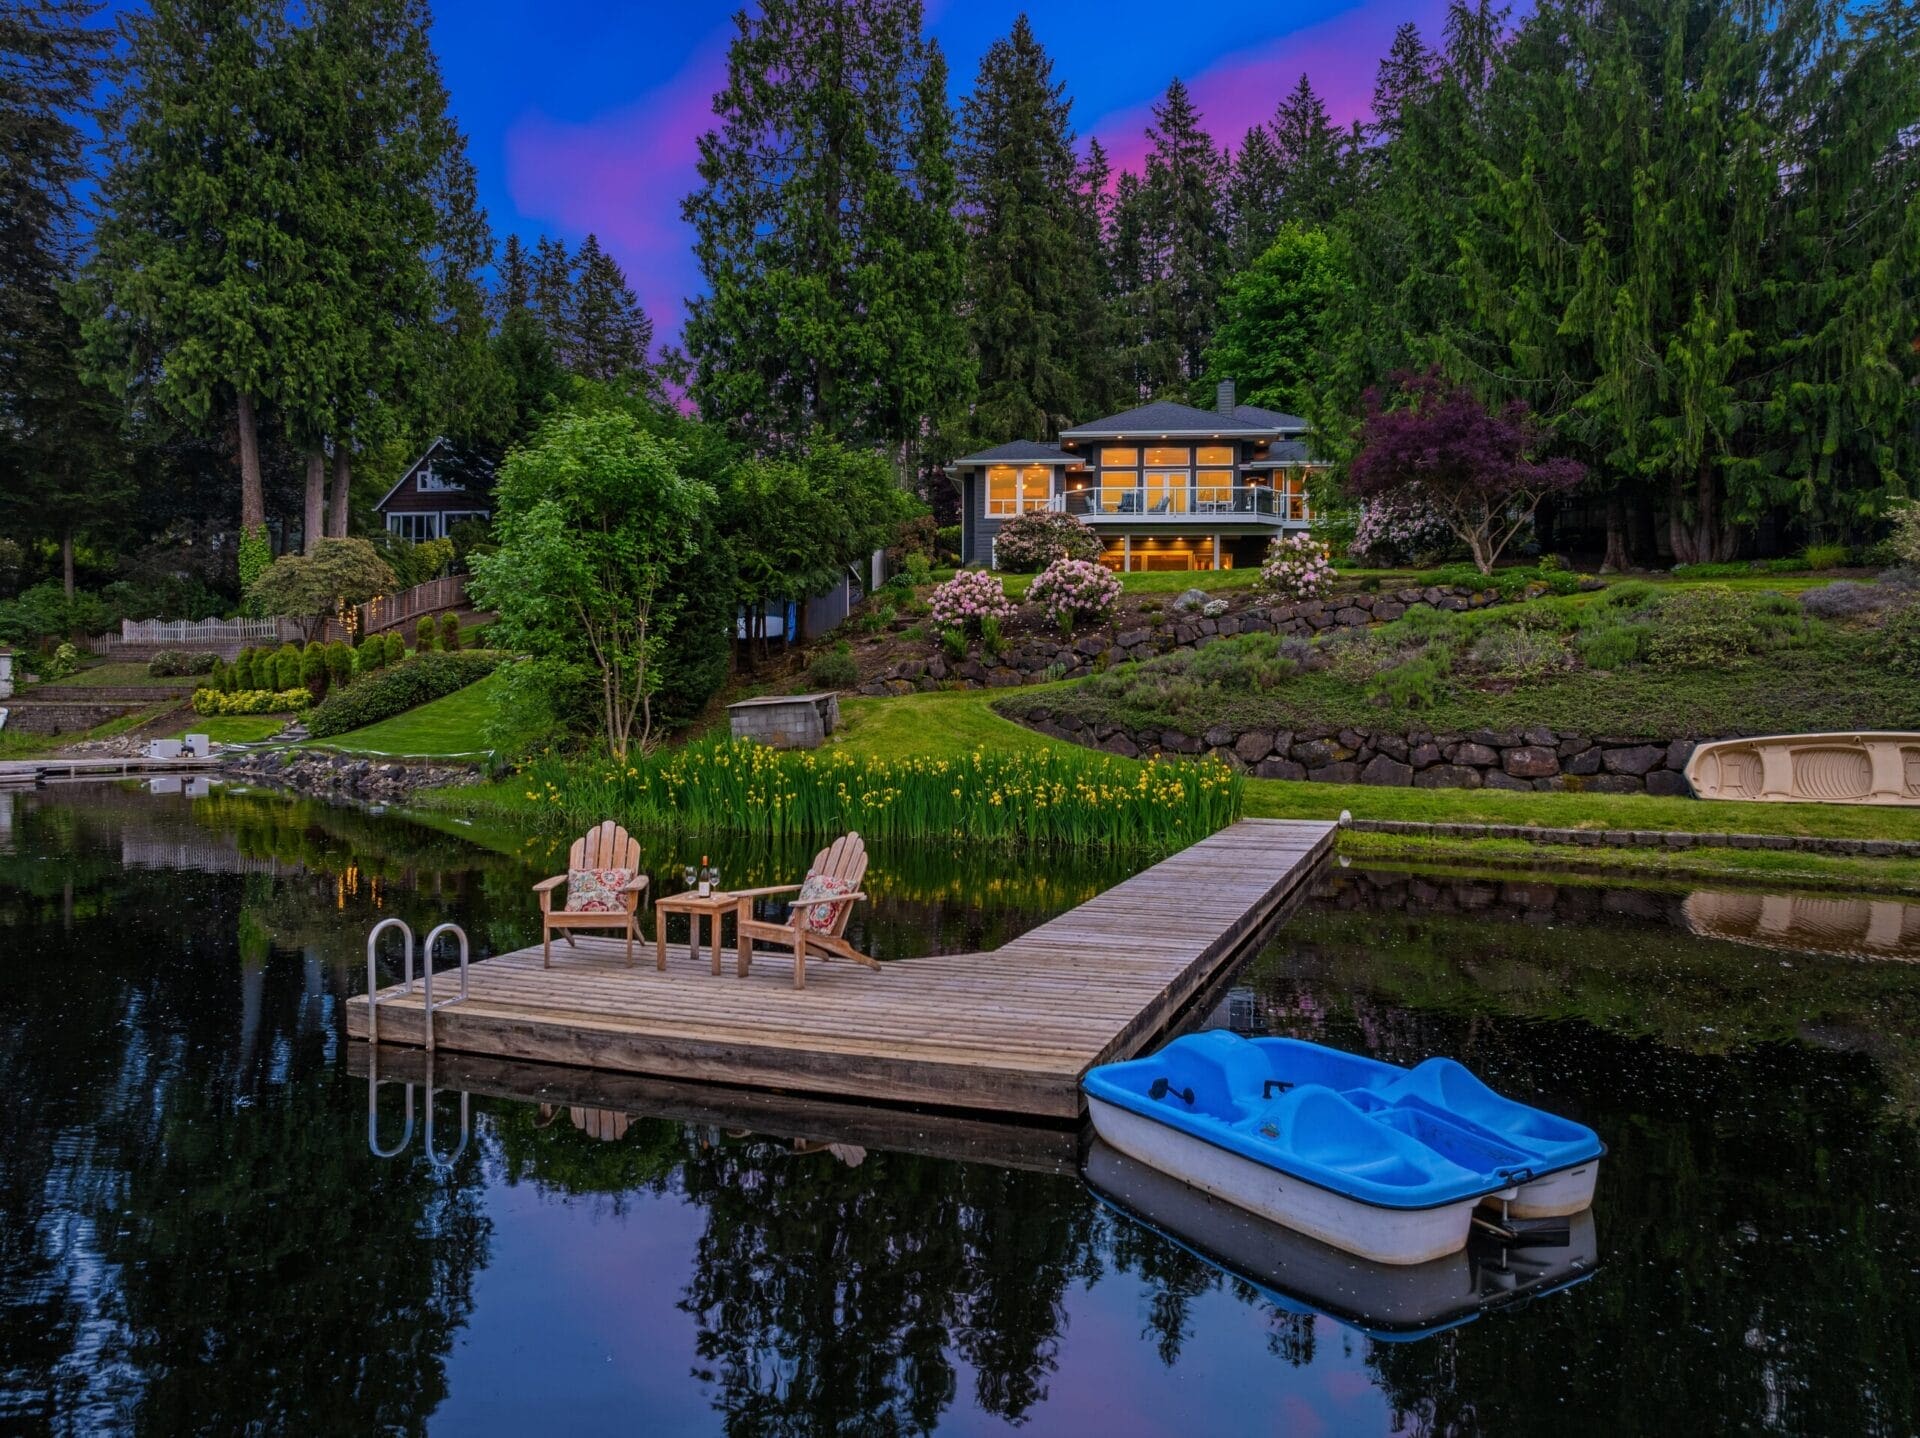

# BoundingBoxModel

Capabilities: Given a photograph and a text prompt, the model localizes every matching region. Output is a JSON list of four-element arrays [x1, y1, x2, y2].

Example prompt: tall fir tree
[[1269, 72, 1354, 227], [1106, 167, 1154, 401], [681, 0, 970, 469], [1138, 78, 1227, 396], [84, 0, 299, 542], [496, 234, 531, 317], [1225, 124, 1284, 270], [956, 14, 1108, 443], [570, 233, 654, 383], [0, 0, 127, 593], [531, 235, 575, 368]]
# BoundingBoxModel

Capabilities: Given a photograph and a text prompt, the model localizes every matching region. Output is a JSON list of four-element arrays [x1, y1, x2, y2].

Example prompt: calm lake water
[[2, 784, 1916, 1436]]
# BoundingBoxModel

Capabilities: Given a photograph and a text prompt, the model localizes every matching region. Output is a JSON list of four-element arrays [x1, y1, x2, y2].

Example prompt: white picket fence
[[82, 616, 297, 654]]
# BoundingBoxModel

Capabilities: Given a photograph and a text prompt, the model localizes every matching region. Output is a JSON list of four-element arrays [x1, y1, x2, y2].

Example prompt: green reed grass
[[505, 736, 1243, 852]]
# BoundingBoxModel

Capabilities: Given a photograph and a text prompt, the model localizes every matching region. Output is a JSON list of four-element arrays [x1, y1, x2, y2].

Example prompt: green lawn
[[170, 714, 289, 745], [834, 686, 1920, 844], [30, 661, 196, 688], [302, 670, 502, 757]]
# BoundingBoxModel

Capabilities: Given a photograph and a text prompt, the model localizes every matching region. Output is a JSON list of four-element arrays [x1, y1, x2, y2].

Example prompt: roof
[[1230, 403, 1308, 432], [1059, 400, 1290, 440], [373, 436, 479, 511], [948, 439, 1076, 467], [1242, 441, 1322, 467]]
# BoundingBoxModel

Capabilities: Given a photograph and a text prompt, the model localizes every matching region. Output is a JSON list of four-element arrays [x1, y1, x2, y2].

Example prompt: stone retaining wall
[[1009, 707, 1698, 795], [859, 583, 1551, 696], [1, 700, 155, 735]]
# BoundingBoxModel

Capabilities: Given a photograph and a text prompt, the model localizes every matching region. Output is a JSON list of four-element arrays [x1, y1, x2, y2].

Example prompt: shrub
[[928, 569, 1015, 635], [1803, 542, 1848, 571], [1887, 501, 1920, 569], [1027, 558, 1121, 635], [901, 552, 932, 587], [440, 612, 461, 651], [1469, 621, 1571, 681], [384, 631, 406, 665], [1258, 534, 1336, 601], [1643, 587, 1803, 667], [980, 613, 1006, 658], [326, 640, 354, 690], [354, 634, 386, 675], [1575, 625, 1645, 670], [300, 641, 328, 699], [37, 641, 80, 680], [1799, 581, 1891, 620], [303, 650, 501, 738], [415, 615, 437, 652], [1877, 601, 1920, 678], [147, 650, 220, 677], [271, 643, 301, 690], [991, 511, 1101, 572], [935, 524, 962, 563], [940, 627, 967, 661], [808, 646, 860, 690], [231, 649, 255, 689], [192, 687, 311, 715]]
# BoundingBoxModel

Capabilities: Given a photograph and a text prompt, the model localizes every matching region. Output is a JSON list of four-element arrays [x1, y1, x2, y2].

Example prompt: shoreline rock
[[223, 748, 481, 801]]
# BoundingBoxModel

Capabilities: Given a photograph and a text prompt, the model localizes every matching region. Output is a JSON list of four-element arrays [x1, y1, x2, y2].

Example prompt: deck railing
[[352, 574, 469, 636], [1047, 487, 1310, 523]]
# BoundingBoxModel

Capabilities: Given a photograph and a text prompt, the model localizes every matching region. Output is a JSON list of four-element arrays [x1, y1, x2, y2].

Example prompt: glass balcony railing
[[1048, 488, 1309, 522]]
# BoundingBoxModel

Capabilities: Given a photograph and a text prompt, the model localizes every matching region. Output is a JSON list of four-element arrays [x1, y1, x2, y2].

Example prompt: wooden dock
[[0, 755, 222, 790], [345, 818, 1336, 1119]]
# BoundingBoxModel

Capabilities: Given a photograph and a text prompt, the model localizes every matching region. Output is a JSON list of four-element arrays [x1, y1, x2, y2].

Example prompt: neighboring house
[[949, 383, 1326, 572], [374, 438, 491, 542]]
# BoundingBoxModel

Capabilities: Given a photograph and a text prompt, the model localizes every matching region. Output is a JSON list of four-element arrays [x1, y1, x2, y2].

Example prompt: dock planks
[[0, 755, 220, 790], [344, 818, 1335, 1119]]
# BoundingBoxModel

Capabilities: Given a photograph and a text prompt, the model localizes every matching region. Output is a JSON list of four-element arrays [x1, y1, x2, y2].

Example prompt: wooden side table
[[654, 890, 737, 974]]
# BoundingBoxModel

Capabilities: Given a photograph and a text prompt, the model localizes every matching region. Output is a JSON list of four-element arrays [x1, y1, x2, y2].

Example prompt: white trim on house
[[373, 436, 453, 510]]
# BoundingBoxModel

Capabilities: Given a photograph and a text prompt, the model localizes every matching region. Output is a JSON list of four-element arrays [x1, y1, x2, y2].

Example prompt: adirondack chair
[[533, 819, 649, 967], [732, 832, 879, 989]]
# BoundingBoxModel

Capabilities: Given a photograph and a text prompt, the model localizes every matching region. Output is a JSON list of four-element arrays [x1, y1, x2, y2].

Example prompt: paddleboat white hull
[[1503, 1159, 1597, 1219], [1088, 1094, 1487, 1265]]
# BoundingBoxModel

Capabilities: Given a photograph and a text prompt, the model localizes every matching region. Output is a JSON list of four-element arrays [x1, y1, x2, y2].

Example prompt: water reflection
[[2, 785, 1918, 1434]]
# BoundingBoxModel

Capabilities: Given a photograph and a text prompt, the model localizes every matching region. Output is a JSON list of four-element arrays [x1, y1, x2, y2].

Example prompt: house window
[[440, 510, 490, 532], [1195, 470, 1234, 508], [1101, 447, 1139, 469], [416, 459, 453, 492], [985, 464, 1052, 515], [1275, 471, 1313, 521], [1144, 445, 1189, 468], [387, 513, 440, 542], [1196, 445, 1233, 467], [1144, 469, 1189, 514], [1098, 468, 1140, 514]]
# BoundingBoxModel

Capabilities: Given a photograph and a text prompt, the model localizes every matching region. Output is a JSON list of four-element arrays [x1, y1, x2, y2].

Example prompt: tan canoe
[[1684, 732, 1920, 806]]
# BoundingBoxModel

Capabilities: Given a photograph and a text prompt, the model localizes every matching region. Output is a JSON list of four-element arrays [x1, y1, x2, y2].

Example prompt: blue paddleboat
[[1082, 1032, 1605, 1264]]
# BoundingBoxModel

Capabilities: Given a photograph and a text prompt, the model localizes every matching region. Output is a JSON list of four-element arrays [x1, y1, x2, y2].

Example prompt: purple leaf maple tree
[[1347, 369, 1585, 574]]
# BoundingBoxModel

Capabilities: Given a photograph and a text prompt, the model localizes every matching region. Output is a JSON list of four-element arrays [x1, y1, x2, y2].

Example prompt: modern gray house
[[949, 383, 1325, 572]]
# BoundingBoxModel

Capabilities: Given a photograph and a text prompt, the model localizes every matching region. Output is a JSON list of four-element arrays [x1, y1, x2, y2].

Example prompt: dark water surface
[[2, 784, 1916, 1436]]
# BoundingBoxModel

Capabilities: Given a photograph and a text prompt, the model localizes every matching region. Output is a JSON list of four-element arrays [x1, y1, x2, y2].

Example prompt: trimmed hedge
[[194, 687, 312, 715], [148, 649, 221, 677], [303, 650, 503, 738]]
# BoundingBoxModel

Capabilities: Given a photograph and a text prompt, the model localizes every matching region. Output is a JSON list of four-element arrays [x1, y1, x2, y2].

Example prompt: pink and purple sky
[[430, 0, 1452, 346]]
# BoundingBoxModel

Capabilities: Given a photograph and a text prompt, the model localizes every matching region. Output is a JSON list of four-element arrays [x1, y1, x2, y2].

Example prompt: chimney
[[1216, 380, 1235, 415]]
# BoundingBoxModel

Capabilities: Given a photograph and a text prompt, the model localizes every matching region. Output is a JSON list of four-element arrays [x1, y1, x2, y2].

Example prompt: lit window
[[1196, 445, 1233, 467], [1144, 471, 1188, 514], [1102, 447, 1139, 468], [1019, 464, 1053, 512], [1196, 470, 1233, 507], [1145, 446, 1190, 468], [986, 465, 1019, 515], [1099, 470, 1140, 513]]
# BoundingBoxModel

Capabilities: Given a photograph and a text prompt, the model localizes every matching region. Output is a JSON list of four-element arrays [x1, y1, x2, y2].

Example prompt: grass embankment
[[447, 730, 1239, 851], [1002, 584, 1914, 739], [301, 669, 505, 757], [41, 661, 198, 689], [0, 704, 176, 759]]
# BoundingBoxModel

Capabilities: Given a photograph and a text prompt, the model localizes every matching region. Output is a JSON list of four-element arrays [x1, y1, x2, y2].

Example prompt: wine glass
[[682, 864, 697, 891]]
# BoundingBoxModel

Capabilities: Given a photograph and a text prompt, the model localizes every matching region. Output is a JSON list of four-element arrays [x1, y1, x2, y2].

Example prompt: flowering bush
[[1259, 534, 1336, 600], [1027, 558, 1121, 635], [992, 511, 1102, 572], [193, 687, 312, 715], [1349, 487, 1460, 565], [927, 569, 1016, 636]]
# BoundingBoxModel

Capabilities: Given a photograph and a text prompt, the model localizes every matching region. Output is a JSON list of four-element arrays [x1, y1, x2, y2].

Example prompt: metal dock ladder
[[366, 917, 471, 1051]]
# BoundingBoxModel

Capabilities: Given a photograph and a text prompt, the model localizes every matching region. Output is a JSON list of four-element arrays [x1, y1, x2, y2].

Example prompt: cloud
[[1085, 0, 1452, 172], [503, 30, 732, 348]]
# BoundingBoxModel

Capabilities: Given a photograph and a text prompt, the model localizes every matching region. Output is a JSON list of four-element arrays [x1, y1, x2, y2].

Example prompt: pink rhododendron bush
[[1349, 488, 1460, 566], [928, 568, 1016, 634], [1027, 557, 1121, 634], [1259, 533, 1336, 600], [991, 511, 1101, 571]]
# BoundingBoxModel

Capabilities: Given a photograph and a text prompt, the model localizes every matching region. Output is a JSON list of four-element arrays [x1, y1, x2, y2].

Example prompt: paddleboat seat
[[1248, 1085, 1478, 1193], [1383, 1059, 1595, 1171]]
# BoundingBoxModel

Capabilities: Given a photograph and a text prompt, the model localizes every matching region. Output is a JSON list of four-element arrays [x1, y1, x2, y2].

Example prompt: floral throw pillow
[[566, 867, 634, 914], [794, 872, 856, 930]]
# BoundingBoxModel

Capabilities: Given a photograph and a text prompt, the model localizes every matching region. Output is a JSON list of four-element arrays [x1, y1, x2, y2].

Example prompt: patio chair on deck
[[534, 819, 649, 967], [732, 832, 878, 989]]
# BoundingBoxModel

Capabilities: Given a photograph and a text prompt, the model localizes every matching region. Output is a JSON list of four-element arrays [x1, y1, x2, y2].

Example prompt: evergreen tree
[[1106, 167, 1154, 401], [1225, 124, 1284, 269], [1269, 72, 1353, 227], [569, 234, 654, 383], [1071, 135, 1121, 416], [85, 0, 299, 542], [531, 235, 575, 367], [1138, 78, 1226, 394], [0, 0, 123, 591], [496, 233, 531, 316], [956, 14, 1107, 442], [682, 0, 970, 466], [1369, 21, 1435, 149]]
